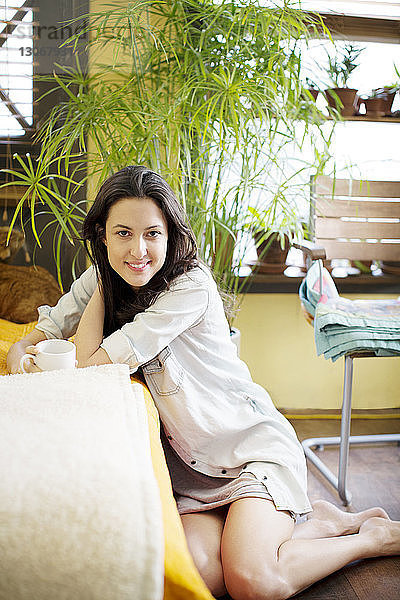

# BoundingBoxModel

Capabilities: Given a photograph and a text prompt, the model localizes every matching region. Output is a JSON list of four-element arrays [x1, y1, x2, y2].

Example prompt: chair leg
[[301, 354, 400, 506], [337, 355, 353, 505], [302, 356, 352, 506]]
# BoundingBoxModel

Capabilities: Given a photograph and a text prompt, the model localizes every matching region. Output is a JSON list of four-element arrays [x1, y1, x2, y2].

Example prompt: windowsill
[[241, 271, 400, 294]]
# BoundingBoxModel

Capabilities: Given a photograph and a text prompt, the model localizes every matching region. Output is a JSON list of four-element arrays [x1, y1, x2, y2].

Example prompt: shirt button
[[191, 460, 196, 465], [263, 476, 268, 480], [221, 469, 227, 474]]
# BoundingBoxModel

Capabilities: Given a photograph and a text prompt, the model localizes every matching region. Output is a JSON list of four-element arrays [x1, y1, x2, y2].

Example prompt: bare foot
[[359, 517, 400, 557], [307, 500, 389, 537]]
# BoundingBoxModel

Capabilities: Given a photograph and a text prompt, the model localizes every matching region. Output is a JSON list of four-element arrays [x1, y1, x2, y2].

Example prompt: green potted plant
[[324, 42, 365, 117], [361, 84, 399, 117], [0, 0, 334, 326], [251, 231, 290, 274]]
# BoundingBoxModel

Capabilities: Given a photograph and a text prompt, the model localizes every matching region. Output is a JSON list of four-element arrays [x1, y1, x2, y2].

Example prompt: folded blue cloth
[[299, 262, 400, 362], [315, 296, 400, 361]]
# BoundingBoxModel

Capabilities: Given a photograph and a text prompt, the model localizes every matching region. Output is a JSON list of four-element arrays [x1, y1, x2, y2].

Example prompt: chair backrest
[[311, 176, 400, 261]]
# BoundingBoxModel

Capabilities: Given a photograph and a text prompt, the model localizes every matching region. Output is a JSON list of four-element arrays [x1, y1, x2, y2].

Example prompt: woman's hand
[[17, 345, 42, 374], [6, 329, 47, 374]]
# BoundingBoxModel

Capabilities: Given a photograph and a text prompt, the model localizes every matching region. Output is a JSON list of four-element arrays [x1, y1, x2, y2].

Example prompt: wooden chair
[[294, 175, 400, 506]]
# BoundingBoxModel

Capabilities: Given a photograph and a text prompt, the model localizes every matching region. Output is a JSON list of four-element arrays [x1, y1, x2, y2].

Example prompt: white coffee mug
[[20, 339, 77, 373]]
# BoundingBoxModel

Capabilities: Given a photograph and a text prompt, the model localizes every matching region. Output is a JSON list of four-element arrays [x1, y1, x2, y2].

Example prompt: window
[[0, 0, 34, 137], [242, 5, 400, 283], [0, 0, 88, 288], [1, 0, 89, 150], [300, 39, 400, 180]]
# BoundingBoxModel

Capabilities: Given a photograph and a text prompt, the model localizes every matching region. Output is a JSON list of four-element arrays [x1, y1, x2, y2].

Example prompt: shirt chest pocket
[[142, 347, 184, 396]]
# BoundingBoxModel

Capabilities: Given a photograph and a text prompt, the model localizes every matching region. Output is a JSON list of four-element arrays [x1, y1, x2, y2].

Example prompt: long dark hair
[[82, 165, 199, 337]]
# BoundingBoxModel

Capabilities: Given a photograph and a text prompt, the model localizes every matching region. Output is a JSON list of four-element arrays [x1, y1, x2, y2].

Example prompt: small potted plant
[[251, 230, 291, 274], [324, 42, 365, 117], [361, 83, 399, 117]]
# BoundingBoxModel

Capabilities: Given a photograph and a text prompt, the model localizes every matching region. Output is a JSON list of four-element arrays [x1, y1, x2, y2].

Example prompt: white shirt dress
[[36, 264, 312, 517]]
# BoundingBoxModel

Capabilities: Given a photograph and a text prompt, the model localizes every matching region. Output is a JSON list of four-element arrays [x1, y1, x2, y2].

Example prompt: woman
[[7, 165, 399, 599]]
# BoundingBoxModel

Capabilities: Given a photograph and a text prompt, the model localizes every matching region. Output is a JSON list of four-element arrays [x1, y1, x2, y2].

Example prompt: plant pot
[[362, 89, 396, 117], [253, 231, 290, 263], [362, 97, 387, 117], [325, 88, 358, 117], [247, 260, 288, 274], [251, 231, 290, 274]]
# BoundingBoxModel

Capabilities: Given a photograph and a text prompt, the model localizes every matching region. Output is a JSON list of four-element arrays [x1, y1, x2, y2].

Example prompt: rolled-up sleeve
[[36, 266, 98, 339], [100, 269, 210, 370]]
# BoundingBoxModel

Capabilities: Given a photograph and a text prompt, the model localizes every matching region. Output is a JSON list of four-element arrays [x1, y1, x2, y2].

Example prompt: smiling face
[[104, 196, 168, 289]]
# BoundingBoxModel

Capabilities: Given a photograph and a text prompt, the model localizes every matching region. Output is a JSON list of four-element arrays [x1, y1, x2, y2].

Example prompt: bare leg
[[221, 498, 400, 600], [293, 499, 389, 540], [181, 506, 227, 598], [181, 499, 392, 598]]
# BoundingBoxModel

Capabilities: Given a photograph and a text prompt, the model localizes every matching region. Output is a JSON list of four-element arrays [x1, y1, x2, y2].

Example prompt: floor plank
[[344, 557, 400, 600], [293, 570, 359, 600]]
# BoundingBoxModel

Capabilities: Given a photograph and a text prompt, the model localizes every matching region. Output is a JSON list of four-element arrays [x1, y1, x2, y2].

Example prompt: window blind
[[0, 0, 88, 211], [0, 0, 37, 138], [0, 1, 38, 213]]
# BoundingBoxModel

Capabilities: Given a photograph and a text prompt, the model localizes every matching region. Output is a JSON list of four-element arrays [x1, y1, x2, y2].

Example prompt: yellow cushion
[[0, 319, 38, 374], [0, 319, 214, 600]]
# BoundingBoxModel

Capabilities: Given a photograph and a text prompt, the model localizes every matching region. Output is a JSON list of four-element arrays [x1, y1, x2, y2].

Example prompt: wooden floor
[[221, 417, 400, 600]]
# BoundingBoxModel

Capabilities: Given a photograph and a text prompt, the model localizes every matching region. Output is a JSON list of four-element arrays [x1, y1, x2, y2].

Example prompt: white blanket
[[0, 364, 164, 600]]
